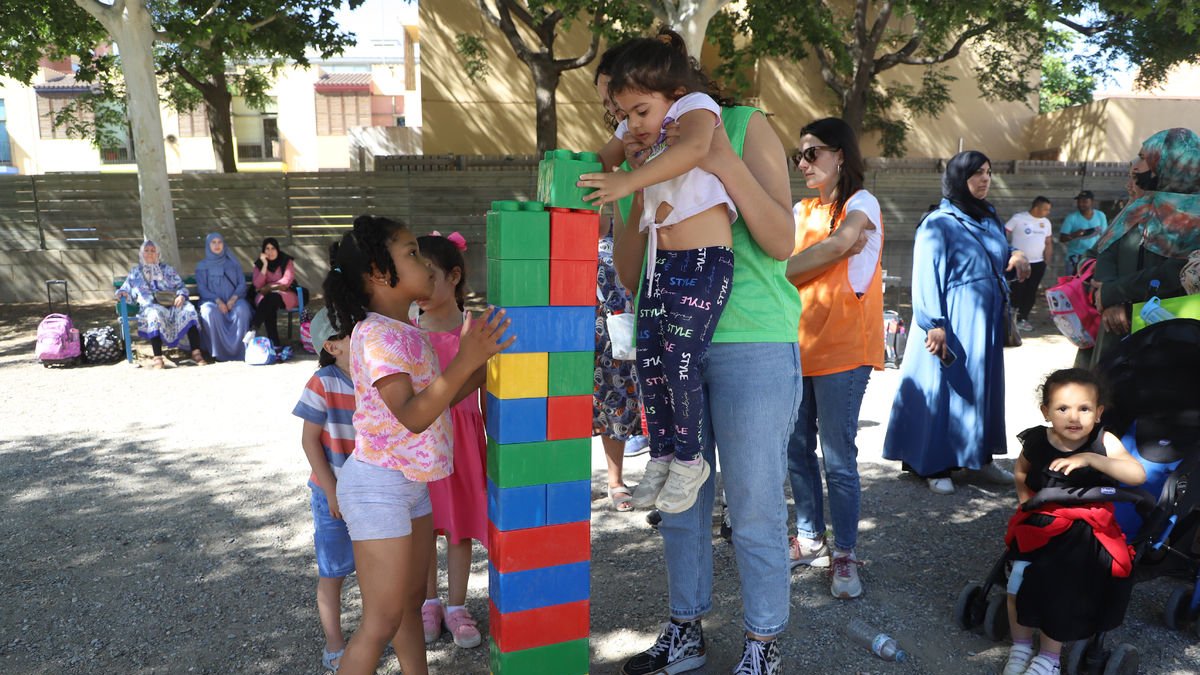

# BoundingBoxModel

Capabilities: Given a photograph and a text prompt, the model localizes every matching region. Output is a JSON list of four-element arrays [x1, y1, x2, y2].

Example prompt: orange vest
[[793, 196, 885, 376]]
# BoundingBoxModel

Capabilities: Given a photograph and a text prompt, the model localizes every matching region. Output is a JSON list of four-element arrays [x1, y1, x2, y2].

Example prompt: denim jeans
[[659, 342, 802, 636], [787, 366, 871, 552]]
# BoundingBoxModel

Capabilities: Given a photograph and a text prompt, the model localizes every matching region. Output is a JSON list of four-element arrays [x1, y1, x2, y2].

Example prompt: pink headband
[[430, 230, 468, 252]]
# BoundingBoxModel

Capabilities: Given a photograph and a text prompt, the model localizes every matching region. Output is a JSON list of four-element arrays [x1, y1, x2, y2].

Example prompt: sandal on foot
[[608, 485, 634, 512], [148, 356, 165, 370], [190, 349, 209, 365], [322, 648, 344, 672]]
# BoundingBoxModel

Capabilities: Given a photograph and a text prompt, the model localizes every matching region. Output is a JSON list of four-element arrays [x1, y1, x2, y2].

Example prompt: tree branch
[[197, 0, 223, 24], [174, 64, 214, 95], [246, 13, 280, 32], [487, 0, 535, 64], [75, 0, 113, 23], [876, 20, 994, 70], [112, 0, 127, 15], [852, 0, 868, 61], [498, 0, 536, 31], [867, 0, 894, 47], [814, 46, 846, 100], [555, 9, 602, 71], [1055, 15, 1111, 36]]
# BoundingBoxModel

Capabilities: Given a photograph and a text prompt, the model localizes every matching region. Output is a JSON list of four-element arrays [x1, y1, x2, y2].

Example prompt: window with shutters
[[36, 95, 93, 139], [315, 92, 371, 136], [178, 106, 209, 137]]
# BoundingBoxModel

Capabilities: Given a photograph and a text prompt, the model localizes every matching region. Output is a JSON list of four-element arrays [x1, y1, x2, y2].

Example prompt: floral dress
[[593, 230, 642, 440], [117, 263, 200, 348]]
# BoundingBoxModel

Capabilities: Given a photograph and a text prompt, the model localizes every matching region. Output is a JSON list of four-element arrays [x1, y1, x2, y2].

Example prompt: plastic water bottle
[[1140, 280, 1176, 324], [846, 618, 909, 662]]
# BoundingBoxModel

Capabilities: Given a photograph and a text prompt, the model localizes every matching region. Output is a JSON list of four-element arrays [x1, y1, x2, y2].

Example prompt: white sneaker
[[655, 458, 710, 513], [1017, 319, 1034, 332], [1003, 645, 1034, 675], [830, 551, 864, 599], [788, 535, 831, 569], [927, 477, 955, 494], [630, 460, 671, 508], [976, 462, 1014, 485], [1023, 653, 1061, 675]]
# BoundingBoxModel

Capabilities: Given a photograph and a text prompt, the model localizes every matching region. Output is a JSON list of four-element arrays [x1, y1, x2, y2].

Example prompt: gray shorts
[[336, 457, 433, 541]]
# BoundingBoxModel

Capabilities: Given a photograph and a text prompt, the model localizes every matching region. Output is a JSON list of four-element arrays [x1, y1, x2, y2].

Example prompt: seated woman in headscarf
[[1081, 127, 1200, 367], [195, 232, 254, 361], [116, 240, 205, 369], [250, 237, 298, 347]]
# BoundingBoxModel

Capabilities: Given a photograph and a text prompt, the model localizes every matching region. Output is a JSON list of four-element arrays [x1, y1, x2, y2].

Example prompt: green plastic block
[[487, 200, 550, 260], [487, 437, 592, 488], [490, 637, 589, 675], [537, 149, 603, 211], [548, 351, 594, 397], [487, 259, 549, 307]]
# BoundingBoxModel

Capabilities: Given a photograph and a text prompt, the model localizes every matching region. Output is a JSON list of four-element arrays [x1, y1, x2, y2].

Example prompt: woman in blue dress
[[882, 151, 1030, 494], [116, 240, 204, 369], [195, 231, 254, 361]]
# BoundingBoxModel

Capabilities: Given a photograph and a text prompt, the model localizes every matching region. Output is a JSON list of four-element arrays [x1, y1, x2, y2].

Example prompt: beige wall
[[421, 0, 1038, 159], [1028, 96, 1200, 162]]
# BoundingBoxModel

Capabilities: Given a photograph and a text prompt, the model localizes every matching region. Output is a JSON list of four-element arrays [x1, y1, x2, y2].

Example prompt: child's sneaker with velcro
[[630, 460, 672, 509], [655, 457, 710, 513]]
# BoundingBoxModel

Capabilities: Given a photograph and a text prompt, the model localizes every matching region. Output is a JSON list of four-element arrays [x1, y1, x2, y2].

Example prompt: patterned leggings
[[637, 246, 734, 463]]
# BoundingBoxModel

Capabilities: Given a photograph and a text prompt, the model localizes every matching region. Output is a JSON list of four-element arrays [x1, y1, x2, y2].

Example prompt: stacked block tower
[[485, 149, 603, 674]]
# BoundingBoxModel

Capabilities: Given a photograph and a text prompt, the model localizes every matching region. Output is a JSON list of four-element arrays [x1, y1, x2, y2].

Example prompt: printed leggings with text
[[637, 246, 734, 463]]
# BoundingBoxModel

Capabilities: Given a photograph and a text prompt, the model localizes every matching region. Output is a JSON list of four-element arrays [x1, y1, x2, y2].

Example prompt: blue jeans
[[787, 366, 871, 552], [659, 342, 802, 636]]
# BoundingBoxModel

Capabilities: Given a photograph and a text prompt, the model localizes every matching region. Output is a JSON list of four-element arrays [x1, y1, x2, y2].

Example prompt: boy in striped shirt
[[292, 309, 356, 672]]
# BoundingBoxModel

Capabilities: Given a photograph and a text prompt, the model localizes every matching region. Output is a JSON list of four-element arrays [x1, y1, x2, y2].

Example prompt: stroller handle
[[1022, 485, 1158, 517]]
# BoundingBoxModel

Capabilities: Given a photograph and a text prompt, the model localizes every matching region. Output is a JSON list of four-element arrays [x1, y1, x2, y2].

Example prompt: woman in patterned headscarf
[[115, 240, 204, 368], [1082, 128, 1200, 367]]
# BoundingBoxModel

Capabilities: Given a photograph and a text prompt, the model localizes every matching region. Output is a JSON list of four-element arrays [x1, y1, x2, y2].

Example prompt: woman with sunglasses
[[882, 150, 1030, 495], [782, 118, 882, 599]]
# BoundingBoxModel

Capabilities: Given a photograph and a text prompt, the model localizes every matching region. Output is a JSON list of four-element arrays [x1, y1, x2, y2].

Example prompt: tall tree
[[710, 0, 1200, 156], [2, 0, 182, 263], [642, 0, 736, 57], [463, 1, 653, 154], [156, 1, 363, 173]]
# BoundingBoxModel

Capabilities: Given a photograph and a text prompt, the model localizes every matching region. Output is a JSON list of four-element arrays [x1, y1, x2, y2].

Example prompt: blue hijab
[[196, 232, 244, 298]]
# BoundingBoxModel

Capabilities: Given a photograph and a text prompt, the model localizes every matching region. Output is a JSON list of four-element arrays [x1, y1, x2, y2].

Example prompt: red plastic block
[[547, 395, 593, 440], [550, 209, 601, 261], [489, 520, 590, 574], [490, 599, 590, 654], [550, 259, 597, 306]]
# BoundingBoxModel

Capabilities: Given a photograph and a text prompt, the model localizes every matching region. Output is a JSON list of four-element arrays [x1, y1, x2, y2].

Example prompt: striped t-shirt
[[292, 364, 356, 492]]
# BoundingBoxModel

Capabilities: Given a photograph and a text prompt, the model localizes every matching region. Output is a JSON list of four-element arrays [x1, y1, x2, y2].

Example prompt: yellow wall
[[1027, 96, 1200, 162], [421, 0, 1039, 159]]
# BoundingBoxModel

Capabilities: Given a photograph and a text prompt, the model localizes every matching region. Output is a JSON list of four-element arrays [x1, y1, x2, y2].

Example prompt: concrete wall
[[1028, 96, 1200, 162]]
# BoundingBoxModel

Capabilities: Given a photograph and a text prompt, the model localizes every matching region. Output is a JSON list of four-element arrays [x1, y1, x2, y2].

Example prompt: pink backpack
[[35, 313, 81, 364], [1045, 259, 1101, 348]]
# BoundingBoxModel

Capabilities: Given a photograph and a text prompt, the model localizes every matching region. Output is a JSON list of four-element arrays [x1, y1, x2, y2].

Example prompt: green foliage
[[455, 34, 491, 83], [1040, 52, 1095, 113]]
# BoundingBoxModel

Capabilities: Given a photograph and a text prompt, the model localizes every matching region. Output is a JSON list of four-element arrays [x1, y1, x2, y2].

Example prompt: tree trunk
[[655, 0, 733, 59], [532, 64, 560, 155], [842, 87, 868, 137], [90, 1, 180, 265], [203, 72, 237, 173]]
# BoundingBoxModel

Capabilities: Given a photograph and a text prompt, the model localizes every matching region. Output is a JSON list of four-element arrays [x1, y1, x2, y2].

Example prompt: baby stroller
[[955, 319, 1200, 674]]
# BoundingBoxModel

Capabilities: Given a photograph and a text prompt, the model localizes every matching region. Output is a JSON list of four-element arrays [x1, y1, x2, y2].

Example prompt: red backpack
[[1045, 259, 1101, 348]]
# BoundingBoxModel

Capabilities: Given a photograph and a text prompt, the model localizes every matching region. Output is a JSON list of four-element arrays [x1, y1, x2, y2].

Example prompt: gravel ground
[[1, 302, 1197, 674]]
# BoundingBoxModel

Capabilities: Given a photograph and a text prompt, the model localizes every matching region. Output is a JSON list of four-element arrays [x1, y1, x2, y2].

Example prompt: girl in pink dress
[[415, 232, 489, 649]]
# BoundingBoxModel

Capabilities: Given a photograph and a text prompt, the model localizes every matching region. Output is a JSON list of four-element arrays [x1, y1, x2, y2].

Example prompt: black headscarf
[[254, 237, 293, 274], [942, 150, 998, 225]]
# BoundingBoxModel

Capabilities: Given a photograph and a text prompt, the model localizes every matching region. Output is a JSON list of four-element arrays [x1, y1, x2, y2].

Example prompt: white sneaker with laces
[[927, 477, 955, 494], [788, 536, 831, 569], [1017, 319, 1034, 332], [630, 460, 671, 508], [830, 551, 864, 599], [976, 462, 1014, 485], [655, 457, 710, 513]]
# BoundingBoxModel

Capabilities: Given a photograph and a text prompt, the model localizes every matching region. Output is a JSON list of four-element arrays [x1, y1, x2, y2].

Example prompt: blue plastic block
[[488, 479, 547, 531], [502, 306, 594, 353], [485, 393, 547, 444], [546, 479, 591, 525], [489, 560, 590, 614]]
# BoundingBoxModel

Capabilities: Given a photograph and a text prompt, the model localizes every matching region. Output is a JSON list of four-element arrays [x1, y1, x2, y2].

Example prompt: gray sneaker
[[830, 551, 864, 599], [630, 460, 672, 509], [655, 458, 711, 514], [788, 536, 831, 569], [975, 462, 1014, 485]]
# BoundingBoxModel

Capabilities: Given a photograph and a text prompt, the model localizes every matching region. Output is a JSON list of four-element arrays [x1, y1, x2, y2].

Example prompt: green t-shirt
[[619, 105, 801, 344]]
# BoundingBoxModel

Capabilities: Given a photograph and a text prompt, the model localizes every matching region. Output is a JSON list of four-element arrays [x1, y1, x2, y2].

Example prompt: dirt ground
[[1, 301, 1197, 674]]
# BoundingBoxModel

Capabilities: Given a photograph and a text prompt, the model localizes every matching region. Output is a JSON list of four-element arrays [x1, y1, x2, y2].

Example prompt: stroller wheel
[[983, 593, 1010, 641], [1101, 643, 1138, 675], [1164, 586, 1192, 631], [954, 582, 985, 630], [1065, 640, 1089, 675]]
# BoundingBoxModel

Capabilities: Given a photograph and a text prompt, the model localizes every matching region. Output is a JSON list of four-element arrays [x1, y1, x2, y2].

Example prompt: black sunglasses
[[792, 145, 837, 167]]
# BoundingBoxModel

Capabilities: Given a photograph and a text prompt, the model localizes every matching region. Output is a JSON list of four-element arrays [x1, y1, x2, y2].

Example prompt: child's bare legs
[[338, 515, 435, 675], [1004, 594, 1036, 675], [317, 576, 347, 657], [425, 534, 474, 606]]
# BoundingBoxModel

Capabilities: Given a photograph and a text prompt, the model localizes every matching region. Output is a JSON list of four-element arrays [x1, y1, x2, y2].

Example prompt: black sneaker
[[621, 618, 706, 675], [732, 637, 781, 674]]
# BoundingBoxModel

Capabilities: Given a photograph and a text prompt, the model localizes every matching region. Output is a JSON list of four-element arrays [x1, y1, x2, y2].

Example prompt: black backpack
[[82, 326, 124, 364]]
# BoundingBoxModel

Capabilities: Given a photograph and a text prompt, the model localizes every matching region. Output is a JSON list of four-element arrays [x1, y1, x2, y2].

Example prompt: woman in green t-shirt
[[580, 38, 803, 675]]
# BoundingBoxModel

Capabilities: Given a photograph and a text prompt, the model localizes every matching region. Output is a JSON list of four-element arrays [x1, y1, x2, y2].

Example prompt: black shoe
[[621, 618, 706, 675], [646, 509, 662, 528], [732, 637, 781, 674]]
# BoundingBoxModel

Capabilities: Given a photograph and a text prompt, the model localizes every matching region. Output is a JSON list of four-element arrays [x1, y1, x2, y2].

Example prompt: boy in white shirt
[[1005, 196, 1054, 332]]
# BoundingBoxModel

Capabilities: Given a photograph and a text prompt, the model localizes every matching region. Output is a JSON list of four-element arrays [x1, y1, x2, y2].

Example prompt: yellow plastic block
[[487, 352, 548, 399]]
